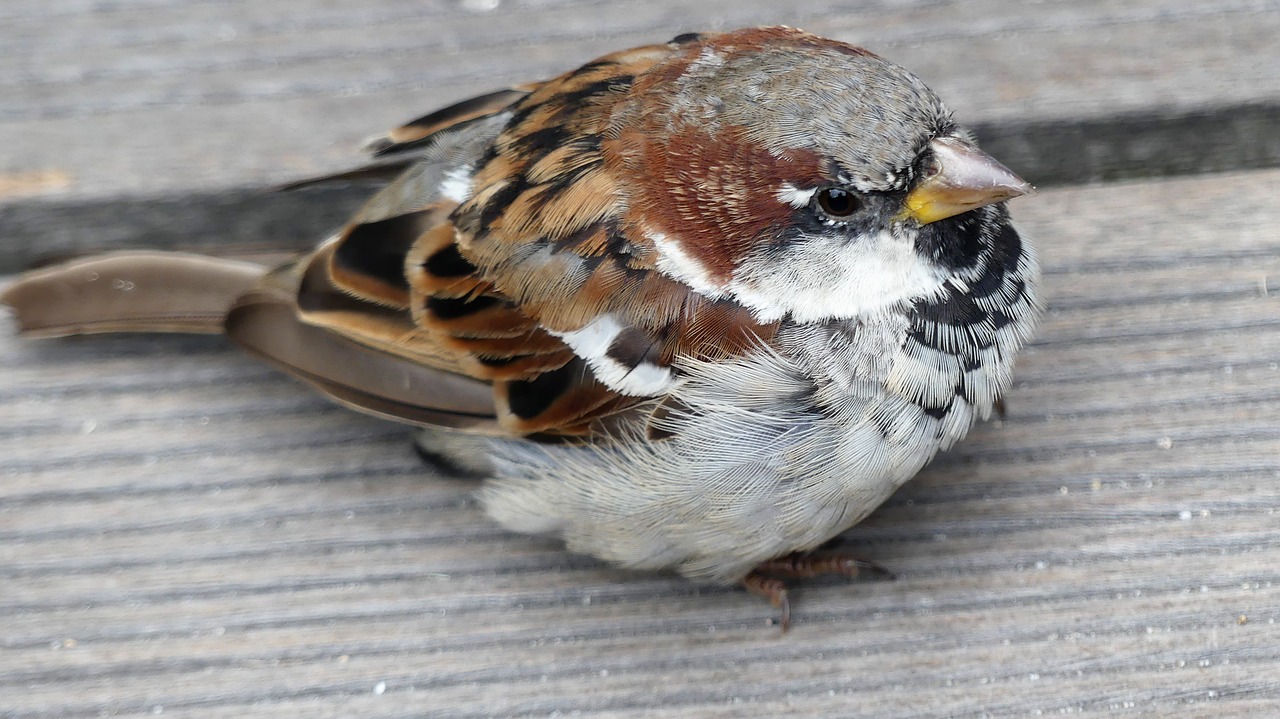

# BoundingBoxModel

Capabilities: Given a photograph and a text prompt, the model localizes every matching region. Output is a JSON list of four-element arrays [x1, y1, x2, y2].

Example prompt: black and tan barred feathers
[[306, 31, 801, 435]]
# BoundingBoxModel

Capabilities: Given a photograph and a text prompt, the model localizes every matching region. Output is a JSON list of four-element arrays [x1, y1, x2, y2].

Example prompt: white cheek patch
[[729, 229, 949, 323], [439, 165, 473, 203], [549, 314, 674, 397], [650, 218, 942, 322], [647, 225, 943, 323]]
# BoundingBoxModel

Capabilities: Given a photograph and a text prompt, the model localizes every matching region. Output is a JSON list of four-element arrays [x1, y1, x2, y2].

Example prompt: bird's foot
[[742, 553, 893, 632], [742, 571, 791, 632]]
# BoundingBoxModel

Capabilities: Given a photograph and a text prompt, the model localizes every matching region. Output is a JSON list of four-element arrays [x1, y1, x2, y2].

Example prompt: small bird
[[3, 27, 1041, 629]]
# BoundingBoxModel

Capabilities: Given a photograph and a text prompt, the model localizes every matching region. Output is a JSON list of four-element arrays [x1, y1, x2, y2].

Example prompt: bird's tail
[[2, 250, 504, 432], [1, 251, 269, 338]]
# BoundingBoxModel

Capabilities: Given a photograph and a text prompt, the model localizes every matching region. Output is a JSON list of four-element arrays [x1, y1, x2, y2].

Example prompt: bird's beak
[[900, 136, 1034, 225]]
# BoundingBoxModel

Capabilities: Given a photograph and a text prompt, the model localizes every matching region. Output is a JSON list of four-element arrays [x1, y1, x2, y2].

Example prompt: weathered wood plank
[[4, 1, 1280, 715], [2, 168, 1278, 718]]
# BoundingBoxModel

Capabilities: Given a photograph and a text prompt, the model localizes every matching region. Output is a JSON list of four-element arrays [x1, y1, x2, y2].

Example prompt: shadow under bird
[[3, 27, 1041, 630]]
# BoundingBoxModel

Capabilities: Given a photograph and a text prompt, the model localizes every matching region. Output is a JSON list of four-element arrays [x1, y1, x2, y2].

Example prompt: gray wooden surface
[[3, 2, 1280, 717]]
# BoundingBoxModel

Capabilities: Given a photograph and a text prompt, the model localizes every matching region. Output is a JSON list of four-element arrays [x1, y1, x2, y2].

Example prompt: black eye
[[814, 187, 860, 220]]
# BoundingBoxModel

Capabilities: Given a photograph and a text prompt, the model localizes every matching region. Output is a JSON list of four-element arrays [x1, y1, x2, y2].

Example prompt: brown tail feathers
[[1, 251, 268, 338]]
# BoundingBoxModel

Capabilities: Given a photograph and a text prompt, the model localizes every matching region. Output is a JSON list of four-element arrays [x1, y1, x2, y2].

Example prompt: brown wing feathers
[[364, 86, 539, 157], [322, 36, 778, 432], [226, 265, 499, 431], [448, 42, 778, 367], [322, 200, 641, 435]]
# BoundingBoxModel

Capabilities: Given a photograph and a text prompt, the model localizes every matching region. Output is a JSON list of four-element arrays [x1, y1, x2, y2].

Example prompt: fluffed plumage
[[2, 27, 1042, 629]]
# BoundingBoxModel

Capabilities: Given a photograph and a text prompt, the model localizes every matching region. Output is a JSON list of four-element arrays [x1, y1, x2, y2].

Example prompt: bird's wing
[[309, 36, 776, 437]]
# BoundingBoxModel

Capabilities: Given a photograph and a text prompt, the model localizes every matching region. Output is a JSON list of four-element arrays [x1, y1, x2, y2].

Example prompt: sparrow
[[2, 27, 1041, 630]]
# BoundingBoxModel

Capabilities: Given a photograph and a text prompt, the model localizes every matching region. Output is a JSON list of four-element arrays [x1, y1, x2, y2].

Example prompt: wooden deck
[[3, 2, 1279, 717]]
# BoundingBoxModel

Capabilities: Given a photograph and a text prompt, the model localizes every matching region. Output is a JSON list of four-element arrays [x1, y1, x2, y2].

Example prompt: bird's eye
[[814, 187, 860, 220]]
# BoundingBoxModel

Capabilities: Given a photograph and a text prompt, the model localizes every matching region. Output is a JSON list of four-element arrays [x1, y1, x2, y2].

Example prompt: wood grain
[[4, 1, 1280, 716], [5, 0, 1275, 197]]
